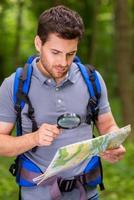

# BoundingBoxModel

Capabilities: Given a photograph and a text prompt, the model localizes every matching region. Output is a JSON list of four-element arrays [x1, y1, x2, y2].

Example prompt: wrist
[[31, 131, 39, 146]]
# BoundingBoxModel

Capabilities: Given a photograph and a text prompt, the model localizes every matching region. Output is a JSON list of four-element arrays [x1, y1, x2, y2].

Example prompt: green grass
[[0, 157, 18, 199], [0, 141, 133, 200], [99, 141, 134, 200]]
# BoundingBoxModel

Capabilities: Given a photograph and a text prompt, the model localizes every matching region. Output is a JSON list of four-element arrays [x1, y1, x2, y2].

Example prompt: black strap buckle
[[92, 106, 99, 120], [77, 174, 86, 184], [15, 104, 21, 114], [9, 163, 18, 176], [89, 96, 97, 107], [9, 157, 20, 177], [58, 178, 76, 192]]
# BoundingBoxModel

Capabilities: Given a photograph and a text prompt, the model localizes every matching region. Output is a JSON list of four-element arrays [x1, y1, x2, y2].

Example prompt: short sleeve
[[96, 71, 111, 115], [0, 73, 16, 123]]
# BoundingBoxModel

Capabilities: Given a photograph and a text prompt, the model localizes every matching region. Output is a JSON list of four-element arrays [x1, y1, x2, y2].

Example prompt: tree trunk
[[87, 1, 99, 64], [0, 2, 8, 83], [13, 0, 24, 68], [114, 0, 134, 128], [83, 0, 99, 64]]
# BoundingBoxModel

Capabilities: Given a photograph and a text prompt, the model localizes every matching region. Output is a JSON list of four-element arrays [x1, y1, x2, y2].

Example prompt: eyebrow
[[51, 49, 77, 54]]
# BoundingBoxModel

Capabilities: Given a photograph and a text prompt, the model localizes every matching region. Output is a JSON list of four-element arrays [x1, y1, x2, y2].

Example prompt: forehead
[[44, 33, 78, 52]]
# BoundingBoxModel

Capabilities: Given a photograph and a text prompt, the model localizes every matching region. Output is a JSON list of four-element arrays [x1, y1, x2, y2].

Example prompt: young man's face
[[35, 33, 78, 84]]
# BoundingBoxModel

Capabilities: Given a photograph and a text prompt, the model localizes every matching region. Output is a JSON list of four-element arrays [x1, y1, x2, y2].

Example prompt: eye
[[52, 51, 59, 55], [67, 52, 75, 57]]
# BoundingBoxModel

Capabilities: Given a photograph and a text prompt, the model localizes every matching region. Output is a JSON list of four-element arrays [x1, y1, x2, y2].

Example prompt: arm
[[0, 75, 61, 157], [0, 121, 60, 157], [96, 112, 126, 163], [94, 71, 126, 163], [96, 112, 118, 134]]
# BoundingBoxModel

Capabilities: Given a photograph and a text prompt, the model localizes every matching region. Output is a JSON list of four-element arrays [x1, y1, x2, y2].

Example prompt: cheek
[[69, 57, 75, 65], [40, 53, 51, 67]]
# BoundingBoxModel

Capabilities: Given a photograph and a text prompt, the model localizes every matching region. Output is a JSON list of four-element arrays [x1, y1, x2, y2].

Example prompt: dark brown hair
[[37, 5, 85, 44]]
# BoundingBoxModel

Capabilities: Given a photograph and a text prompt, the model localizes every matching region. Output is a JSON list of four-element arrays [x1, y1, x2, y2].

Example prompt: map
[[33, 125, 131, 185]]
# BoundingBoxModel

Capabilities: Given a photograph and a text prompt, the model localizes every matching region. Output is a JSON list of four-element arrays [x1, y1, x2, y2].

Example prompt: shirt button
[[48, 79, 51, 83], [58, 99, 62, 103], [56, 87, 59, 91]]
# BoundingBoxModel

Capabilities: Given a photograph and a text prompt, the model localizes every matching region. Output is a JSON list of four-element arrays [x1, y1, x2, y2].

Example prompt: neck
[[36, 60, 67, 85], [36, 60, 50, 77]]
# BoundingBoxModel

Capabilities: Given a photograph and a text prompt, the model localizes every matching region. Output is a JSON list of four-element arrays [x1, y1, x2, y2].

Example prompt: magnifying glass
[[32, 113, 81, 152], [57, 113, 81, 129]]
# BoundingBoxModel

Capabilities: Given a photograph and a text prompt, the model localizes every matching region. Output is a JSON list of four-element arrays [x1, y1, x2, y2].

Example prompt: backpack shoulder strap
[[74, 57, 105, 190], [14, 64, 33, 136], [13, 56, 37, 136], [13, 64, 33, 108], [9, 57, 38, 178], [74, 56, 101, 123], [85, 64, 101, 99], [14, 55, 36, 107]]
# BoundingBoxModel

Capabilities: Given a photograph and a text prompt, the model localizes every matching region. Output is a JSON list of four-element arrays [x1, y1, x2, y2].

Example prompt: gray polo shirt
[[0, 58, 111, 199]]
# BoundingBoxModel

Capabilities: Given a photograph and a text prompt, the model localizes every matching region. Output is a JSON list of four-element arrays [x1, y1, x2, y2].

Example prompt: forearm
[[96, 112, 126, 163], [0, 132, 37, 157], [96, 112, 119, 135], [0, 122, 61, 157], [99, 122, 119, 135]]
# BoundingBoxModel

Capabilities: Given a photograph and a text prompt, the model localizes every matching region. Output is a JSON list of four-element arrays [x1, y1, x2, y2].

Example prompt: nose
[[60, 55, 68, 67]]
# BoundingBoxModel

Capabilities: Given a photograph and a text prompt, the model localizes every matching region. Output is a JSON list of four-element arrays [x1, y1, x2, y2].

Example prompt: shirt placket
[[55, 86, 66, 112], [46, 78, 66, 113]]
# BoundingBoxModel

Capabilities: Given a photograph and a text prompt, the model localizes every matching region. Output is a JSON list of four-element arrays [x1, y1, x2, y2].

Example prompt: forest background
[[0, 0, 134, 199]]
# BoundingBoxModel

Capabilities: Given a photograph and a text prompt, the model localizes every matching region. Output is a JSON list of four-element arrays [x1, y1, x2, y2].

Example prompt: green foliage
[[0, 157, 18, 199], [100, 142, 134, 200], [0, 1, 134, 199], [109, 97, 123, 126]]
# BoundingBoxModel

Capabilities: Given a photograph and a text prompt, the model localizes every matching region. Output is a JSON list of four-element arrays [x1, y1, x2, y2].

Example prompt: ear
[[34, 36, 42, 53]]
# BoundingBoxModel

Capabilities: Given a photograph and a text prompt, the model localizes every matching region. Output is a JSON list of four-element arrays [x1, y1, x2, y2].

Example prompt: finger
[[44, 125, 60, 136], [41, 140, 54, 146], [43, 135, 54, 142], [105, 146, 126, 156], [41, 128, 58, 139], [101, 151, 124, 163]]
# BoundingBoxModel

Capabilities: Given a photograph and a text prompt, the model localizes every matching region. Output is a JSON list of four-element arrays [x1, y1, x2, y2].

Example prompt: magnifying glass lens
[[57, 113, 81, 129]]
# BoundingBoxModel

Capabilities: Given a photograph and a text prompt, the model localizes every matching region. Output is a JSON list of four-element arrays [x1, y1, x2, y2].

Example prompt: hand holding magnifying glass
[[32, 113, 81, 152]]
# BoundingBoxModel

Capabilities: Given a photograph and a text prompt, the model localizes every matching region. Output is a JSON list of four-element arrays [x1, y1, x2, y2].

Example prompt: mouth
[[55, 66, 66, 73]]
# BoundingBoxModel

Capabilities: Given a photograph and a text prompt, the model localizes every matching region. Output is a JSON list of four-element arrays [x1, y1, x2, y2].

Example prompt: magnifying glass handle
[[57, 125, 62, 129]]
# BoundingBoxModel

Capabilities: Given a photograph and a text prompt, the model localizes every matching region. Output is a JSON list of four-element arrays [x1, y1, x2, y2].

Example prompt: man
[[0, 5, 125, 200]]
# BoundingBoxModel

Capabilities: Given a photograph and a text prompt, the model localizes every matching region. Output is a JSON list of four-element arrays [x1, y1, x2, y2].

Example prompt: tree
[[114, 0, 134, 128], [13, 0, 24, 68], [83, 0, 100, 64], [0, 0, 9, 83]]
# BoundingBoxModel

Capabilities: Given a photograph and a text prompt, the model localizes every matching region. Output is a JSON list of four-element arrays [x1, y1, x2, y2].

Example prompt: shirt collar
[[32, 57, 49, 85], [67, 62, 79, 84], [32, 57, 79, 86]]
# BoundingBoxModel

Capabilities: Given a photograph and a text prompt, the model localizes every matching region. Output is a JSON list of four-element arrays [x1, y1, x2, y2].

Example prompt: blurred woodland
[[0, 0, 134, 130], [0, 0, 134, 199]]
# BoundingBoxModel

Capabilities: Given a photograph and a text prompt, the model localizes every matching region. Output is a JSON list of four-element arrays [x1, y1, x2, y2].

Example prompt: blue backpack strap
[[13, 65, 33, 109], [83, 156, 105, 190], [74, 56, 101, 123], [16, 154, 42, 187], [74, 56, 105, 190], [13, 56, 36, 137], [9, 56, 38, 182], [74, 56, 101, 98], [13, 56, 35, 108], [13, 64, 33, 137]]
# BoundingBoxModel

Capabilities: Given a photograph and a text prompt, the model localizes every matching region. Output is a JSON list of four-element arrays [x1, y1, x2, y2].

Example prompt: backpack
[[9, 55, 105, 192]]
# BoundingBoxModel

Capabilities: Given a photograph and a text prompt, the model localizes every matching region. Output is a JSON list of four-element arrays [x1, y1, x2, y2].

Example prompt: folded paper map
[[33, 125, 131, 185]]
